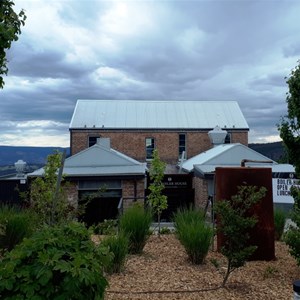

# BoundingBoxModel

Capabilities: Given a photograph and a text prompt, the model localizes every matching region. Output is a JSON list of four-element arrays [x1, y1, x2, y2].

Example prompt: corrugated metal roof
[[69, 100, 249, 130], [28, 141, 147, 177], [181, 143, 277, 173], [194, 164, 295, 177]]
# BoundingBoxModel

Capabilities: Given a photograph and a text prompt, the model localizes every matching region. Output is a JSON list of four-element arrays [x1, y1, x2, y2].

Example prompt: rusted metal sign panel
[[215, 167, 275, 261]]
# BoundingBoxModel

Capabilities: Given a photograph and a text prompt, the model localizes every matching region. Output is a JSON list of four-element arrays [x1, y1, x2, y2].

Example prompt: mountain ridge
[[0, 146, 70, 166], [0, 142, 284, 166]]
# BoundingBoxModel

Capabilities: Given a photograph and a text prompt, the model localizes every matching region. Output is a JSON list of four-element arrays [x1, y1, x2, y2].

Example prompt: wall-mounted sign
[[161, 175, 192, 189], [272, 177, 300, 204]]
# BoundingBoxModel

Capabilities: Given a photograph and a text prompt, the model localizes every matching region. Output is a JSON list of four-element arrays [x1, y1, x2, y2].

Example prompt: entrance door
[[79, 189, 121, 226], [159, 189, 194, 222]]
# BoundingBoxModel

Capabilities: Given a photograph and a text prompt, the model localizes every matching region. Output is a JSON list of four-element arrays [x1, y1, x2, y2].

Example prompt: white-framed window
[[146, 137, 155, 159], [179, 133, 186, 158]]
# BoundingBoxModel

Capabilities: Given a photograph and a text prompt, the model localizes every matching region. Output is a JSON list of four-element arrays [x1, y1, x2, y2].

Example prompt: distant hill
[[0, 146, 70, 166], [249, 141, 285, 162]]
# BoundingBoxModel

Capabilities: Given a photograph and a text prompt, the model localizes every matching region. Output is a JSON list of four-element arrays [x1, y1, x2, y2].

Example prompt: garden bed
[[105, 234, 299, 300]]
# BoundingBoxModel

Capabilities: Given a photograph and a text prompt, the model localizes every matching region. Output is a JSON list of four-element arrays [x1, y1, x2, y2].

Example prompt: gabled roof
[[29, 141, 147, 177], [69, 100, 249, 130], [181, 143, 277, 173]]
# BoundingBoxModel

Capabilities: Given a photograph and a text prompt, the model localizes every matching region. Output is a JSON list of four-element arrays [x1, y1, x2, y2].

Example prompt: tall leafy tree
[[278, 61, 300, 175], [279, 61, 300, 263], [147, 149, 167, 235], [0, 0, 26, 88]]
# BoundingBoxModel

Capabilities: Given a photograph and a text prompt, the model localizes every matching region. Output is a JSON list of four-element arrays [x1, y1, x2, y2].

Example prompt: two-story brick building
[[68, 100, 249, 221], [69, 100, 249, 165]]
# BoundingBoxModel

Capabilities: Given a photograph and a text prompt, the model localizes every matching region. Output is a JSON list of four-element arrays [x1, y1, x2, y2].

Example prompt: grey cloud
[[8, 44, 95, 79], [283, 42, 300, 58], [2, 0, 300, 146]]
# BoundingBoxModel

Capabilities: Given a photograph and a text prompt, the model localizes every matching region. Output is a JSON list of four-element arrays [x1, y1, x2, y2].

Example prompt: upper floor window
[[225, 133, 231, 144], [179, 133, 186, 158], [146, 137, 155, 159], [88, 136, 100, 147]]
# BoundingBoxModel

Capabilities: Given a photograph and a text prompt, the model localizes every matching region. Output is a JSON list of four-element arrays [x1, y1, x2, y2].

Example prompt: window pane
[[89, 136, 100, 147], [179, 133, 186, 158], [225, 133, 231, 144], [146, 138, 155, 159]]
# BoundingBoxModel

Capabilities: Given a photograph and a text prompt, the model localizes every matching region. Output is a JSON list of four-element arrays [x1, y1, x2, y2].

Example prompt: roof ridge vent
[[208, 126, 227, 147], [15, 159, 27, 177]]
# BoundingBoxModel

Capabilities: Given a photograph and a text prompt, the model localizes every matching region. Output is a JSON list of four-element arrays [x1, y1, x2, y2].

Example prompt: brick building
[[29, 138, 147, 225], [67, 99, 249, 220], [69, 100, 249, 164]]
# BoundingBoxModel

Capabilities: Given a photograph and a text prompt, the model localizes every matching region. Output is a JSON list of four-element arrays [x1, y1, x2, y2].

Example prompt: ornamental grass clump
[[102, 231, 129, 274], [174, 207, 213, 264], [274, 208, 286, 241], [0, 205, 38, 253], [119, 203, 152, 254], [0, 222, 111, 300]]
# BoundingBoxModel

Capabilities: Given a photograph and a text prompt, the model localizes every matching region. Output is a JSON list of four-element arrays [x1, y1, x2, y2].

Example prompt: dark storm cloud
[[8, 44, 95, 79], [1, 0, 300, 146]]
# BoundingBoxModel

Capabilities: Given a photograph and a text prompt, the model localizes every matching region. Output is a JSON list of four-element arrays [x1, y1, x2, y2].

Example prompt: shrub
[[92, 219, 118, 235], [160, 227, 172, 234], [284, 186, 300, 265], [119, 203, 152, 254], [102, 232, 129, 273], [274, 208, 286, 241], [174, 207, 213, 264], [0, 205, 38, 253], [0, 222, 112, 299]]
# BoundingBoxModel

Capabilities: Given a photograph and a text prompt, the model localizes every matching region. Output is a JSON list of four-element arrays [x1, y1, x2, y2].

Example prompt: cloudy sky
[[1, 0, 300, 147]]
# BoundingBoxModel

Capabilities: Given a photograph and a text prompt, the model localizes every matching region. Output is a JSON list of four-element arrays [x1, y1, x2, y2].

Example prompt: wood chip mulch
[[104, 234, 300, 300]]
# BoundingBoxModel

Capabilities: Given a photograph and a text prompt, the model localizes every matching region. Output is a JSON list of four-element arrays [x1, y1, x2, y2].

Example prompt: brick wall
[[63, 182, 78, 209], [122, 178, 145, 210], [193, 176, 208, 209], [70, 130, 248, 164]]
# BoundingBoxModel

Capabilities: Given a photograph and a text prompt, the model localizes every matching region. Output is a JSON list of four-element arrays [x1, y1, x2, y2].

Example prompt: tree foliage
[[278, 61, 300, 175], [30, 151, 76, 226], [278, 61, 300, 263], [0, 0, 26, 88], [214, 185, 266, 287], [147, 149, 167, 235]]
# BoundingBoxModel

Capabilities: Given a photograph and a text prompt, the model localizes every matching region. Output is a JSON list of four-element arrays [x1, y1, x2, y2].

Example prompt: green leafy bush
[[92, 219, 118, 235], [119, 203, 152, 254], [274, 208, 286, 241], [160, 226, 172, 234], [284, 186, 300, 265], [102, 232, 129, 273], [0, 222, 112, 300], [174, 207, 213, 264], [0, 205, 38, 253]]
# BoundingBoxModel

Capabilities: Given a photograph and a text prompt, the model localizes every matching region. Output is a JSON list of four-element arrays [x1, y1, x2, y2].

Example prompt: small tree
[[30, 151, 76, 226], [147, 149, 167, 235], [214, 185, 266, 287], [0, 0, 26, 88]]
